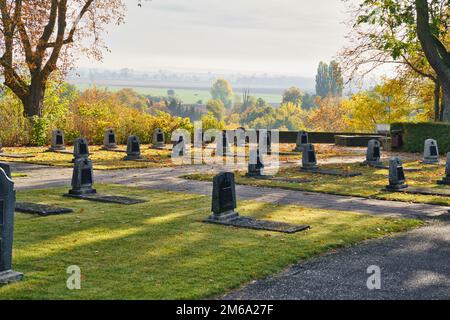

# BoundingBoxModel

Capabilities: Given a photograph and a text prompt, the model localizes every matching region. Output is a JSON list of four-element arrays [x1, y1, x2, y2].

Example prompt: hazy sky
[[78, 0, 353, 77]]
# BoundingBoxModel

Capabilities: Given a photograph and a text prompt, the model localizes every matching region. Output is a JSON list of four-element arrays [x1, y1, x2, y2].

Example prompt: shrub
[[392, 122, 450, 154]]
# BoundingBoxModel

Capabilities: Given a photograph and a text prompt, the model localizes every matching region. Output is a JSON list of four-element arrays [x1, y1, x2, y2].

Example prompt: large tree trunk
[[443, 86, 450, 122], [23, 76, 46, 118], [416, 0, 450, 122], [434, 80, 441, 121]]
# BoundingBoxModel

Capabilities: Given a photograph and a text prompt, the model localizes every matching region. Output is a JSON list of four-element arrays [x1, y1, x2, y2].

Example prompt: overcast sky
[[78, 0, 353, 77]]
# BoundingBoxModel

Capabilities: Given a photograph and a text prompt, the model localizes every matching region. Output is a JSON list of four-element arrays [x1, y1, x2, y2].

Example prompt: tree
[[415, 0, 450, 121], [210, 78, 234, 108], [340, 0, 449, 121], [206, 99, 225, 121], [0, 0, 125, 118], [329, 60, 344, 96], [282, 87, 303, 106], [316, 62, 330, 98]]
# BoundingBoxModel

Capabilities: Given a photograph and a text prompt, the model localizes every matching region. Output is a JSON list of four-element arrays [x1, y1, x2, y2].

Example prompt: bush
[[392, 122, 450, 154]]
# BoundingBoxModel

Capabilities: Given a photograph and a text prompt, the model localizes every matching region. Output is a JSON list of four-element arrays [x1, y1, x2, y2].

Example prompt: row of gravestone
[[47, 129, 310, 154], [48, 128, 167, 153], [365, 138, 440, 167]]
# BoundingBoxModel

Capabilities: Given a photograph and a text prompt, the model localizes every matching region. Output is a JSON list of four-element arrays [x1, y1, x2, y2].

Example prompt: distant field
[[73, 83, 283, 104]]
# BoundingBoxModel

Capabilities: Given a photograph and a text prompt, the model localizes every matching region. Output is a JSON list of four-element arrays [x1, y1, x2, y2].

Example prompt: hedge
[[391, 122, 450, 154]]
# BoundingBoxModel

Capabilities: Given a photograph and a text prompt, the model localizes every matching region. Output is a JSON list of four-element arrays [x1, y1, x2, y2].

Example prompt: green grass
[[0, 184, 421, 299], [183, 161, 450, 206], [1, 146, 174, 170], [73, 84, 283, 104]]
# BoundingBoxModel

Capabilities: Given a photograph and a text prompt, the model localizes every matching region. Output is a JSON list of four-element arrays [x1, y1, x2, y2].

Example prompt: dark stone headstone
[[205, 172, 310, 234], [437, 152, 450, 185], [207, 172, 239, 222], [0, 163, 11, 179], [124, 136, 143, 161], [0, 165, 23, 285], [301, 144, 318, 170], [102, 129, 118, 150], [423, 139, 439, 164], [384, 157, 408, 191], [68, 158, 96, 196], [247, 149, 265, 177], [48, 129, 65, 151], [294, 131, 308, 152], [172, 136, 186, 157], [364, 139, 382, 166], [73, 138, 90, 161], [152, 128, 165, 149]]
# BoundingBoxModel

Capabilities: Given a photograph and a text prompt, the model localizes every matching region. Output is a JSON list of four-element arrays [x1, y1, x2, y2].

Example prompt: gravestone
[[205, 172, 310, 233], [73, 138, 90, 161], [438, 152, 450, 185], [385, 157, 408, 191], [102, 129, 118, 150], [124, 135, 143, 160], [152, 128, 165, 149], [68, 158, 97, 195], [247, 149, 265, 177], [0, 163, 11, 179], [48, 129, 65, 151], [294, 131, 308, 152], [364, 139, 382, 166], [301, 143, 318, 170], [65, 159, 145, 204], [0, 166, 23, 285], [207, 172, 239, 222], [423, 139, 439, 164]]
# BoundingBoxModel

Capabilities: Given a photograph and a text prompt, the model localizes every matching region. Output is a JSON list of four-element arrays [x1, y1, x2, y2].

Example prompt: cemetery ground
[[0, 183, 421, 299], [184, 159, 450, 206], [0, 144, 359, 170]]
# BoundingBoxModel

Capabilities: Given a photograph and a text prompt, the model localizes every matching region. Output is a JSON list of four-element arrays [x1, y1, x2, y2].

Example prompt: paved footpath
[[223, 222, 450, 300], [7, 161, 450, 299], [8, 162, 450, 220]]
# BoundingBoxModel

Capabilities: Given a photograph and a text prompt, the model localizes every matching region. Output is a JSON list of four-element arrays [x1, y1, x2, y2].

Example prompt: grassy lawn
[[0, 146, 174, 170], [183, 161, 450, 206], [0, 184, 421, 299], [0, 144, 362, 170]]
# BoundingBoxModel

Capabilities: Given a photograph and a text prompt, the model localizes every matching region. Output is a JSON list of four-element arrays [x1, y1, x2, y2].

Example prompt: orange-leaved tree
[[0, 0, 125, 118]]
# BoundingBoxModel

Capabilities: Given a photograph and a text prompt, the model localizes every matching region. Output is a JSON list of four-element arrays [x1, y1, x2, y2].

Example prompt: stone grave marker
[[48, 129, 65, 151], [172, 136, 188, 157], [0, 166, 23, 285], [294, 131, 308, 152], [438, 152, 450, 185], [423, 139, 439, 164], [364, 139, 382, 166], [301, 144, 318, 171], [205, 172, 310, 233], [247, 149, 265, 177], [124, 135, 143, 161], [65, 158, 145, 204], [0, 163, 72, 216], [68, 158, 97, 195], [102, 129, 118, 150], [300, 144, 361, 177], [384, 157, 408, 191], [73, 138, 90, 161], [152, 128, 165, 149]]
